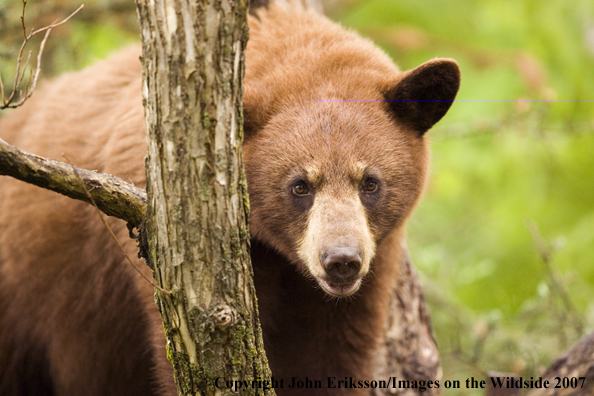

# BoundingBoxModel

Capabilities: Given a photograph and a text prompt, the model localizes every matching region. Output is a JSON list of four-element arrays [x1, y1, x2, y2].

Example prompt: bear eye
[[362, 178, 379, 193], [292, 181, 310, 196]]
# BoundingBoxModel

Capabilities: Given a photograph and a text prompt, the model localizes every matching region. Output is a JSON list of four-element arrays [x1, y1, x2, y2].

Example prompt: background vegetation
[[1, 0, 593, 393]]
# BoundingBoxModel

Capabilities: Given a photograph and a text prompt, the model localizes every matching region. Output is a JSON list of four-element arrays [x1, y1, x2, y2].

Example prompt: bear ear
[[384, 58, 460, 135]]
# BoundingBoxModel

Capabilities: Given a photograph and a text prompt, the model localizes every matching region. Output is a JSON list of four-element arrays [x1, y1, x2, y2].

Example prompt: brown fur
[[0, 2, 459, 395]]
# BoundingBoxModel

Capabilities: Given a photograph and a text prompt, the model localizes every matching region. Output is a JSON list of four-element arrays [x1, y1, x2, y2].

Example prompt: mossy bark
[[135, 0, 274, 395]]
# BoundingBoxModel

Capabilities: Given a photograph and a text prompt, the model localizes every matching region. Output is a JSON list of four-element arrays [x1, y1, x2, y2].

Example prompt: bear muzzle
[[296, 188, 376, 297]]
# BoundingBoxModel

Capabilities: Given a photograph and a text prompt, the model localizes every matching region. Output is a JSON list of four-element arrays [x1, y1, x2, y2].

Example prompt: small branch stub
[[210, 305, 236, 327]]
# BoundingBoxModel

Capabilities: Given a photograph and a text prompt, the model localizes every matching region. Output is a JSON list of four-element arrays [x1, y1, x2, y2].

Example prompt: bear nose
[[321, 247, 362, 282]]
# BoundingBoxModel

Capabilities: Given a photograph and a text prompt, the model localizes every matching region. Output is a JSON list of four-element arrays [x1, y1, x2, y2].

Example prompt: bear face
[[244, 59, 459, 298], [244, 103, 424, 296]]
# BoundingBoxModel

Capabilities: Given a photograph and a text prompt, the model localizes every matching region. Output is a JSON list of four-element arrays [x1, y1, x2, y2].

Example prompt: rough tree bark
[[135, 0, 274, 395]]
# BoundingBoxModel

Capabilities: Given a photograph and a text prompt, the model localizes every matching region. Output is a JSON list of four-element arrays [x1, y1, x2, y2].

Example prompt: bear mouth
[[318, 278, 362, 297]]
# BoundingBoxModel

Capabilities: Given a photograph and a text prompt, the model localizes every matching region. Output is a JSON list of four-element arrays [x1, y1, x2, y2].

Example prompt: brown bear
[[0, 1, 460, 395]]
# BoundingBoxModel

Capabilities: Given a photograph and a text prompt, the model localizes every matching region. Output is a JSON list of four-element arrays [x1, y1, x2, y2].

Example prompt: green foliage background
[[1, 0, 593, 393]]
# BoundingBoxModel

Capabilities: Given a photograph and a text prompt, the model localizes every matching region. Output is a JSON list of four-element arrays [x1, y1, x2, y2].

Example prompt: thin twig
[[0, 2, 84, 109], [64, 155, 170, 295], [0, 58, 6, 101], [21, 0, 28, 40]]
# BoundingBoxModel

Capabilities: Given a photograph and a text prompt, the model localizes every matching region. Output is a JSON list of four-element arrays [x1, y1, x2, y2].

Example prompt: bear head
[[243, 58, 460, 297]]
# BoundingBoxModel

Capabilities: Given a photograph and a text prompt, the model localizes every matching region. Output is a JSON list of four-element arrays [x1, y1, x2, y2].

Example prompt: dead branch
[[0, 1, 84, 109], [0, 137, 146, 226]]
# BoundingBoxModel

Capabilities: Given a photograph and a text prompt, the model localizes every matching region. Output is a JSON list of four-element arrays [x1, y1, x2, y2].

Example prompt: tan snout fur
[[297, 188, 375, 281]]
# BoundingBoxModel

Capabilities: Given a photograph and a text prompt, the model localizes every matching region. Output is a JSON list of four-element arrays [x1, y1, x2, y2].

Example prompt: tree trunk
[[135, 0, 274, 394]]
